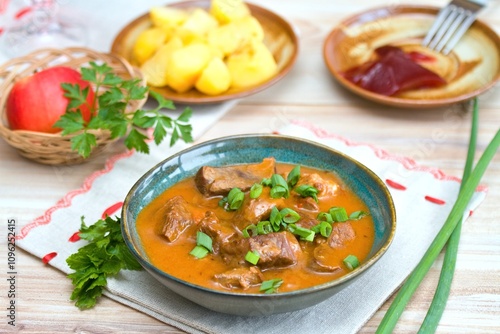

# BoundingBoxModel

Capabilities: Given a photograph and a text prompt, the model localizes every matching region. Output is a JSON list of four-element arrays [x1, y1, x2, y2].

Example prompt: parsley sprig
[[66, 216, 142, 310], [54, 62, 193, 158]]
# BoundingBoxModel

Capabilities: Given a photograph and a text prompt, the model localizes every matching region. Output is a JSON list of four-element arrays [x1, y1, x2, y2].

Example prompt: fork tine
[[422, 6, 455, 46], [427, 5, 460, 50], [441, 14, 477, 54], [423, 0, 486, 55], [434, 8, 468, 53]]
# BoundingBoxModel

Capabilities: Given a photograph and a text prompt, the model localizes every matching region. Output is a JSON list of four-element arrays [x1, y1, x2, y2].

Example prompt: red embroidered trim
[[14, 6, 31, 19], [42, 252, 57, 264], [424, 196, 446, 205], [101, 201, 124, 219], [0, 0, 9, 14], [290, 120, 488, 192], [68, 232, 81, 243], [386, 179, 407, 191], [16, 149, 135, 240]]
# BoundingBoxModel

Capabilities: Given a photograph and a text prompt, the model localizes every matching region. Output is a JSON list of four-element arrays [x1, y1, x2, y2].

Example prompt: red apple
[[6, 66, 95, 133]]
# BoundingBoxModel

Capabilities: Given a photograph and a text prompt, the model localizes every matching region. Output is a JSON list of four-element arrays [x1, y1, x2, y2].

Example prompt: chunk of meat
[[220, 231, 302, 269], [199, 211, 238, 254], [294, 196, 319, 213], [195, 158, 276, 196], [158, 196, 194, 242], [220, 237, 250, 267], [310, 222, 356, 273], [311, 244, 342, 273], [328, 222, 355, 248], [214, 266, 264, 289], [296, 215, 319, 230], [233, 197, 283, 230], [296, 173, 339, 197], [249, 231, 301, 269]]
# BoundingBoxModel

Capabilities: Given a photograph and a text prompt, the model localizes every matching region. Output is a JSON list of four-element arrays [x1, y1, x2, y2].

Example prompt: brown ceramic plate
[[323, 5, 500, 108], [111, 0, 299, 104]]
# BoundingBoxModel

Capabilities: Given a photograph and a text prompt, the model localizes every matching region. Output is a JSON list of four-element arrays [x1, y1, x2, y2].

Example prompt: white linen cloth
[[16, 118, 486, 334]]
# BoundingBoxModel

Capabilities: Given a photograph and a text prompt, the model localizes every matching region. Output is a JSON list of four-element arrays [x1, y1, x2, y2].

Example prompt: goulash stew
[[136, 158, 375, 294]]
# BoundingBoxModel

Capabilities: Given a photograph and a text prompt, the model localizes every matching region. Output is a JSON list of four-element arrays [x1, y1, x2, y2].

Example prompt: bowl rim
[[121, 133, 397, 298]]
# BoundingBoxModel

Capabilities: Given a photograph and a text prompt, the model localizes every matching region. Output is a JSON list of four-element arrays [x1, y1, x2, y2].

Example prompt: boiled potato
[[207, 16, 264, 57], [234, 16, 264, 43], [150, 6, 188, 29], [176, 8, 218, 44], [207, 23, 242, 56], [195, 57, 231, 95], [166, 43, 212, 93], [140, 37, 183, 87], [133, 27, 170, 65], [133, 0, 277, 95], [226, 41, 277, 89], [210, 0, 250, 24]]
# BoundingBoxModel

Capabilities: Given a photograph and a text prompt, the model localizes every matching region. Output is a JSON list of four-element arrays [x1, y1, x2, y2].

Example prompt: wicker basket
[[0, 47, 147, 165]]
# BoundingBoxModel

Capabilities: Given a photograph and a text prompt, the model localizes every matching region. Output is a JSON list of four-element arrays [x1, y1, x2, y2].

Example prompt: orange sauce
[[136, 163, 375, 293]]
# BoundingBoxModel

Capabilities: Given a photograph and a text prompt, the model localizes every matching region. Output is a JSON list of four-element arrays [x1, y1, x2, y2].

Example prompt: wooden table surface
[[1, 0, 499, 333]]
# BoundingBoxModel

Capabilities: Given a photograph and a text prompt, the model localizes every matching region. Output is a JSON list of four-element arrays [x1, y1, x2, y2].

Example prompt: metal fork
[[422, 0, 487, 55]]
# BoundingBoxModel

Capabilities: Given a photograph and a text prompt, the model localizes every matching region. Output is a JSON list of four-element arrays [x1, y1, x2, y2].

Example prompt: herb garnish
[[260, 278, 283, 294], [218, 187, 245, 211], [189, 231, 213, 259], [54, 62, 193, 158], [66, 216, 142, 310]]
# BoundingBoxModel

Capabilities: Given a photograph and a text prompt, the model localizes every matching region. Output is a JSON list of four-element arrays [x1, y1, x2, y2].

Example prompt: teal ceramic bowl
[[122, 134, 396, 316]]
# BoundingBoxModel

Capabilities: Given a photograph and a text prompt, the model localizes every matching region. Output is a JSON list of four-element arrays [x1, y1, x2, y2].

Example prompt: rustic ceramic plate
[[323, 5, 500, 108], [111, 0, 299, 104]]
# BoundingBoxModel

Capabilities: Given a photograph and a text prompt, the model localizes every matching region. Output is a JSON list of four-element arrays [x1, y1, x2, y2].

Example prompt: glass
[[0, 0, 87, 58]]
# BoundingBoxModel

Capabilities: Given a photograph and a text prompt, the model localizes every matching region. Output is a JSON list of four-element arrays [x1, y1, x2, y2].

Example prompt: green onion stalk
[[376, 98, 500, 333], [417, 98, 479, 333]]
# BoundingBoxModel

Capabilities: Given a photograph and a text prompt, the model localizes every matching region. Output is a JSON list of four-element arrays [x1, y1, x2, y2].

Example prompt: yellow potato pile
[[134, 0, 278, 95]]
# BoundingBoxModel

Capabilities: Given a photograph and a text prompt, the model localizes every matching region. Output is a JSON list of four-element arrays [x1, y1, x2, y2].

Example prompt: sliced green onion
[[270, 185, 288, 199], [317, 212, 333, 223], [227, 187, 244, 210], [261, 178, 271, 186], [190, 245, 209, 259], [242, 224, 257, 238], [257, 221, 272, 235], [280, 208, 300, 224], [250, 183, 263, 199], [270, 174, 289, 198], [311, 224, 321, 233], [288, 224, 315, 242], [349, 210, 369, 220], [287, 165, 301, 187], [196, 231, 213, 252], [269, 206, 282, 231], [319, 221, 332, 237], [271, 173, 288, 188], [245, 250, 260, 265], [218, 197, 227, 208], [260, 278, 283, 294], [312, 221, 333, 237], [329, 207, 348, 222], [343, 255, 360, 270], [294, 184, 319, 202]]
